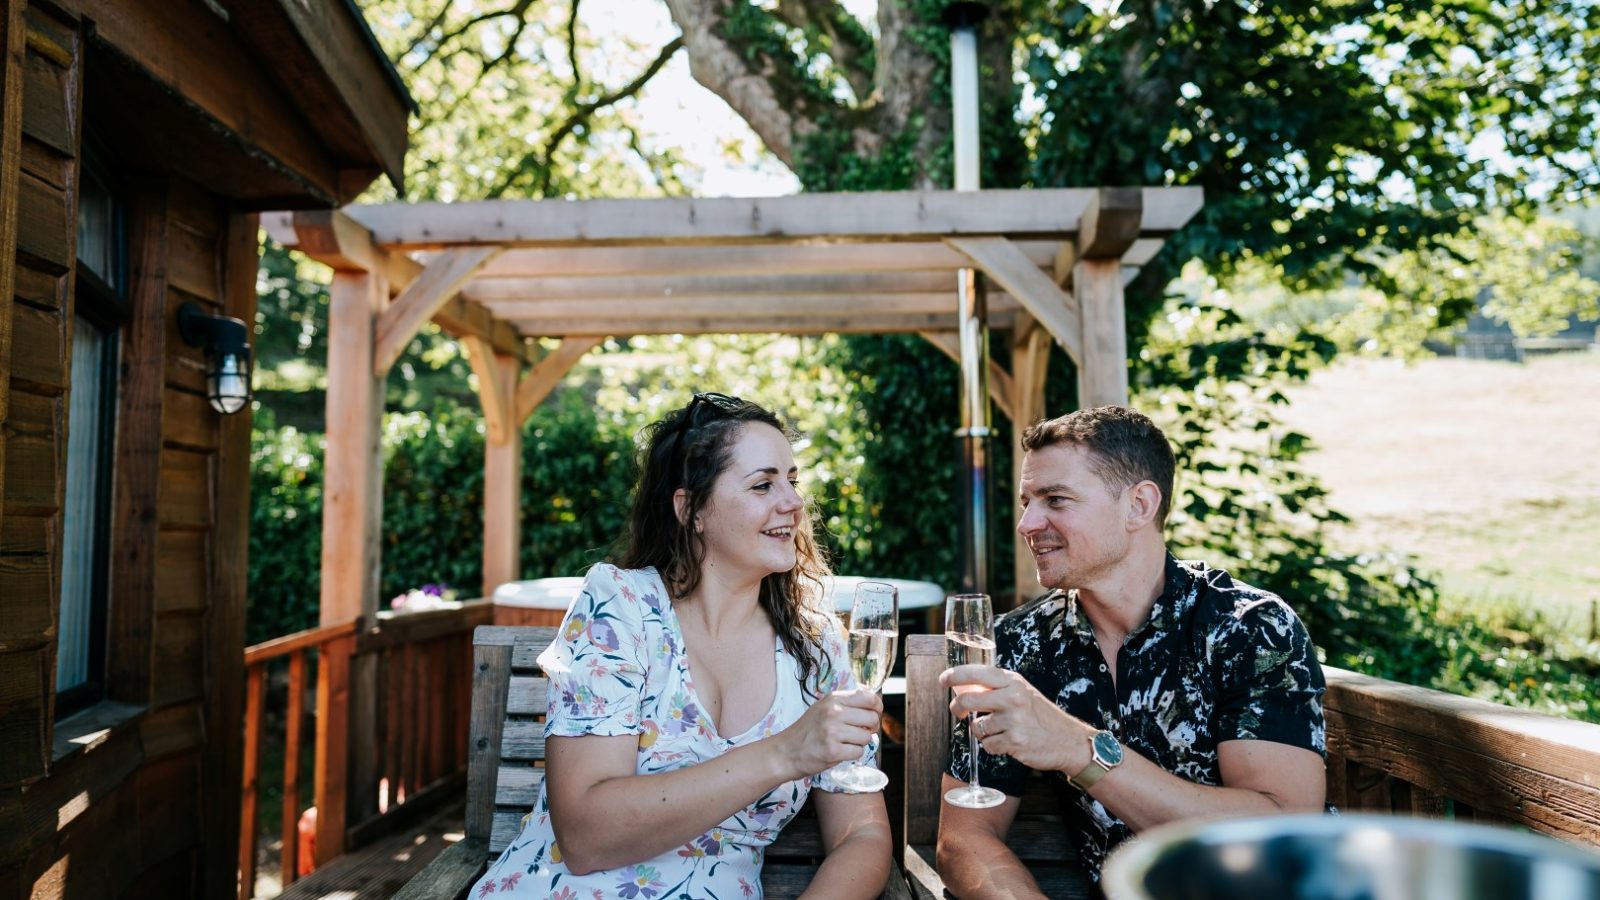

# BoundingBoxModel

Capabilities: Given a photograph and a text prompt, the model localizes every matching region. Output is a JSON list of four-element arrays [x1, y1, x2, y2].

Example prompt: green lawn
[[1279, 352, 1600, 626]]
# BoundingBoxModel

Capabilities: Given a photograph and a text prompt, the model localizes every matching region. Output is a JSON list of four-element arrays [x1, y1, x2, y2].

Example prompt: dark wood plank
[[0, 389, 59, 519], [151, 611, 204, 707], [201, 206, 257, 890], [137, 700, 204, 760], [0, 511, 47, 555], [904, 634, 947, 848], [0, 2, 24, 536], [106, 179, 170, 704], [14, 168, 70, 272], [466, 639, 513, 844], [388, 836, 485, 900], [239, 662, 262, 900], [160, 387, 216, 452], [153, 530, 207, 614], [167, 219, 219, 302], [157, 447, 211, 530], [0, 650, 48, 786], [7, 301, 65, 393], [17, 135, 69, 192], [13, 262, 61, 310], [20, 34, 72, 154], [134, 751, 202, 865]]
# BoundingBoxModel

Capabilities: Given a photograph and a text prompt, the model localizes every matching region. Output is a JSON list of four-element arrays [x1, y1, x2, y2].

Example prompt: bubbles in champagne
[[848, 629, 899, 692]]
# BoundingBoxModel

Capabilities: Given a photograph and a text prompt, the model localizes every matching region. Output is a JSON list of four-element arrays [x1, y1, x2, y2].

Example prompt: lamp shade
[[176, 302, 253, 415]]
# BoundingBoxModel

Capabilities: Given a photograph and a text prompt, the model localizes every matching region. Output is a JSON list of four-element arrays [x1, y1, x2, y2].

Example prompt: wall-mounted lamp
[[177, 302, 253, 415]]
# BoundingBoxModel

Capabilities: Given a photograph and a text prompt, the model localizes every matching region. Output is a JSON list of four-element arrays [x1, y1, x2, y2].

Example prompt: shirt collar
[[1063, 554, 1198, 647]]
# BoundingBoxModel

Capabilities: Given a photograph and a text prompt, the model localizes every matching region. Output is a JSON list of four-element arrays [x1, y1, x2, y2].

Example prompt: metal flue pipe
[[944, 1, 991, 596]]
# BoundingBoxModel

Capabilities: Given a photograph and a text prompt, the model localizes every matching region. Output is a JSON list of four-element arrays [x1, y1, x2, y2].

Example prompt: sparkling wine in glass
[[829, 581, 898, 791], [944, 593, 1005, 809]]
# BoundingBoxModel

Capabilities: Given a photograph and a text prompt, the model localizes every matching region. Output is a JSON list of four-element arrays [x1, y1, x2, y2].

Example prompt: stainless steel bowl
[[1102, 814, 1600, 900]]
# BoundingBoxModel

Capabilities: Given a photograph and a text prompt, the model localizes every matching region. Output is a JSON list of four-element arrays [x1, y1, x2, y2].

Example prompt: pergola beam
[[510, 310, 1022, 338], [463, 334, 514, 444], [946, 237, 1084, 364], [514, 337, 602, 424], [464, 269, 962, 301], [264, 210, 530, 363], [345, 187, 1201, 250], [483, 292, 1023, 322], [919, 331, 1015, 421], [474, 241, 1063, 278], [374, 246, 503, 376]]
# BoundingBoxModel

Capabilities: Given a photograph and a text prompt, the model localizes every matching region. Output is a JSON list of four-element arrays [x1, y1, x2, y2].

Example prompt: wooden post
[[1073, 188, 1142, 409], [315, 268, 386, 864], [481, 353, 522, 599], [1073, 258, 1128, 407], [0, 0, 24, 542], [206, 210, 258, 899], [1010, 319, 1051, 608], [238, 664, 265, 900]]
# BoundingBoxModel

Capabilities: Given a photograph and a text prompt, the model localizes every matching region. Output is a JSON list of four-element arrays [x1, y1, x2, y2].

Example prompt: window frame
[[55, 146, 128, 717]]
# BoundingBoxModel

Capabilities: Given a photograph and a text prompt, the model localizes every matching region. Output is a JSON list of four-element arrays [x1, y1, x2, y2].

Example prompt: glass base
[[945, 784, 1006, 809], [830, 762, 889, 792]]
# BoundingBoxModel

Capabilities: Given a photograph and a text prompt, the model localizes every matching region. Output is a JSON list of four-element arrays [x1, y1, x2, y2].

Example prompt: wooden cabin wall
[[0, 2, 251, 896]]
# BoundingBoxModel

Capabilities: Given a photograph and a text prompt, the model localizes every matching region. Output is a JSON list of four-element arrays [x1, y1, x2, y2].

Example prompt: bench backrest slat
[[467, 625, 558, 853]]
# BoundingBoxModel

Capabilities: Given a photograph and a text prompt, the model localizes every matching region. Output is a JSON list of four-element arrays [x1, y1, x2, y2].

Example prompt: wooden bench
[[901, 634, 1094, 899], [395, 625, 912, 899]]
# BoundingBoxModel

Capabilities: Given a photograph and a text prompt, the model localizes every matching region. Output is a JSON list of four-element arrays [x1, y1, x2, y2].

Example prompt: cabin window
[[56, 156, 124, 712]]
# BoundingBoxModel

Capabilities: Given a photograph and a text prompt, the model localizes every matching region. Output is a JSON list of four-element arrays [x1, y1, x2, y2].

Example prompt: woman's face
[[694, 423, 804, 583]]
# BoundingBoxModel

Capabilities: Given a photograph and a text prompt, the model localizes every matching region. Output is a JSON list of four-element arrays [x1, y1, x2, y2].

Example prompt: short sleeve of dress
[[537, 564, 654, 738], [1214, 595, 1327, 756], [808, 614, 883, 793]]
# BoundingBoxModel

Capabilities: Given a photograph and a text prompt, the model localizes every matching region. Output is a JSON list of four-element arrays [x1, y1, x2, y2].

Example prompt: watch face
[[1093, 730, 1123, 766]]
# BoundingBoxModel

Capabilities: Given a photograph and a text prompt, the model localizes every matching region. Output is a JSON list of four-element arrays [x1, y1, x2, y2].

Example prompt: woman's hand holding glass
[[826, 581, 898, 791]]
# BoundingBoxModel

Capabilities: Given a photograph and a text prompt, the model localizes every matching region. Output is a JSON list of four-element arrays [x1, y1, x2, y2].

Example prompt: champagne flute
[[944, 593, 1005, 809], [829, 581, 898, 791]]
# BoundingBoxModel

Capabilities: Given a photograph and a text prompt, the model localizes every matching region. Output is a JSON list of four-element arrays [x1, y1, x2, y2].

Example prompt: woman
[[472, 392, 894, 899]]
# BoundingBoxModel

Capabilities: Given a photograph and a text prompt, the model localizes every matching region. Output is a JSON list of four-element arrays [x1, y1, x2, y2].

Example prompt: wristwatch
[[1068, 729, 1123, 790]]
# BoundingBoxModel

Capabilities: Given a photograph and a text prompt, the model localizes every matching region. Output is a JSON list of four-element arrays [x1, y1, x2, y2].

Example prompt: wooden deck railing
[[1324, 666, 1600, 847], [240, 628, 1600, 897], [239, 620, 358, 900], [238, 601, 494, 900]]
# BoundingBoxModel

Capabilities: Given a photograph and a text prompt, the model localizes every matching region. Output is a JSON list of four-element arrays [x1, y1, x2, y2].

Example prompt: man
[[937, 406, 1327, 896]]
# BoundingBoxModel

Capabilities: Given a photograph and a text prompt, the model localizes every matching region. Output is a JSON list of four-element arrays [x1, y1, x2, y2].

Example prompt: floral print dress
[[470, 563, 874, 899]]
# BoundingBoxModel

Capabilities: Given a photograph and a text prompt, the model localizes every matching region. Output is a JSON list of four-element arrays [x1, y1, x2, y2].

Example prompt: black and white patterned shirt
[[950, 554, 1326, 879]]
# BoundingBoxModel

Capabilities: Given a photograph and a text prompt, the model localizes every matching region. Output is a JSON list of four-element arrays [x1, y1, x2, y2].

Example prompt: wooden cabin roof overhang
[[65, 0, 410, 206]]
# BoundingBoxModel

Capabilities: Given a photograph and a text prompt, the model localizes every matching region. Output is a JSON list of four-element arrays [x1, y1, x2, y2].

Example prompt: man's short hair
[[1020, 406, 1176, 524]]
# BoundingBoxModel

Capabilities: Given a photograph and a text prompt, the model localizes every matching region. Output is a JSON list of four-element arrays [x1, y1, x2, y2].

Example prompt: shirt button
[[1098, 664, 1107, 672]]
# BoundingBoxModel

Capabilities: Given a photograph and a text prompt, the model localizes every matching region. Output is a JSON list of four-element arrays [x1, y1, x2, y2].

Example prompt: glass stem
[[969, 720, 982, 792]]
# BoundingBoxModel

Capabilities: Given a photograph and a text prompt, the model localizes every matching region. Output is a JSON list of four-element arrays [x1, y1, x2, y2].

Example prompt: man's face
[[1016, 443, 1132, 591]]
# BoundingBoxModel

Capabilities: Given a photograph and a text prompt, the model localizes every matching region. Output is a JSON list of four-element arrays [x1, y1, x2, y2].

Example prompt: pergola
[[265, 185, 1203, 630]]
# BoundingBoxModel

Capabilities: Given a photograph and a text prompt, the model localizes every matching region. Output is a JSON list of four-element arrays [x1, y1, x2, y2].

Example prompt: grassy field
[[1278, 351, 1600, 629]]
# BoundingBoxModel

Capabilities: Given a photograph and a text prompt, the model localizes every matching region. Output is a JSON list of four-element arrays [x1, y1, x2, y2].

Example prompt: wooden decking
[[264, 802, 466, 900]]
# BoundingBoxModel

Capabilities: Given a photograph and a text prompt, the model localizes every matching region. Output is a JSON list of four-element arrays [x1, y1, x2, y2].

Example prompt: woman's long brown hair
[[614, 396, 833, 694]]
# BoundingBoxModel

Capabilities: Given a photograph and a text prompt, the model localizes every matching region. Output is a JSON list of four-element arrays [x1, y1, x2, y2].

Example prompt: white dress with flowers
[[469, 563, 876, 900]]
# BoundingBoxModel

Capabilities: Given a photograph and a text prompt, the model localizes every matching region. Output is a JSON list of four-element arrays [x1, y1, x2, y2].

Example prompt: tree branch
[[489, 36, 686, 198], [772, 0, 874, 103], [663, 0, 845, 168]]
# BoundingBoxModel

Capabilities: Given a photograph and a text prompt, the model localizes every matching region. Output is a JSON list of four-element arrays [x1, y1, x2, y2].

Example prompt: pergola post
[[1073, 188, 1143, 408], [315, 267, 387, 864], [473, 347, 522, 598], [1010, 317, 1051, 606]]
